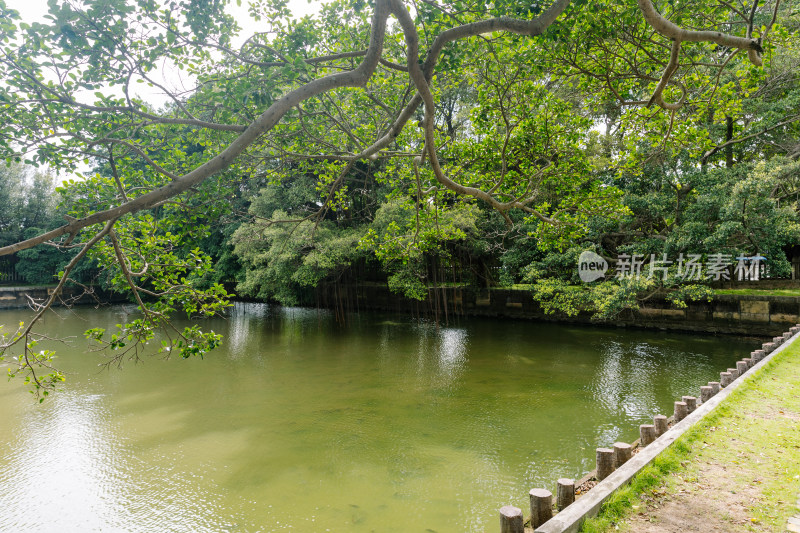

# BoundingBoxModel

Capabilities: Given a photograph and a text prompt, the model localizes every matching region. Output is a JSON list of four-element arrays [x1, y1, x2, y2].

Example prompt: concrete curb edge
[[533, 332, 797, 533]]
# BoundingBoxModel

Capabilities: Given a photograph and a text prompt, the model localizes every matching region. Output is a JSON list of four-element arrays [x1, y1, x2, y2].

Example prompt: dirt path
[[598, 344, 800, 533]]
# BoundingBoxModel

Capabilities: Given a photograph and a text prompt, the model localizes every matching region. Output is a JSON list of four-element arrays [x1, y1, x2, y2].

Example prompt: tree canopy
[[0, 0, 797, 395]]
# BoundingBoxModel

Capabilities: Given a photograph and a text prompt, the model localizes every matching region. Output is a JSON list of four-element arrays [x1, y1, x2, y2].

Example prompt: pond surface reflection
[[0, 303, 753, 531]]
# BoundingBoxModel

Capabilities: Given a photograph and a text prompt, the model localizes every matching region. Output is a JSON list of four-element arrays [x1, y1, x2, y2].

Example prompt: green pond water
[[0, 303, 754, 532]]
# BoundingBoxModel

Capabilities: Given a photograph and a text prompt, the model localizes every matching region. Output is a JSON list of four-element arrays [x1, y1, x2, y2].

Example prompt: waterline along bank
[[496, 325, 800, 532], [4, 282, 798, 337], [311, 283, 800, 336], [0, 303, 754, 532]]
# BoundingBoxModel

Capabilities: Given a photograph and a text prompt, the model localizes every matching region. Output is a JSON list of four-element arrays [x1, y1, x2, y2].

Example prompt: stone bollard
[[639, 425, 656, 447], [613, 442, 632, 469], [674, 401, 688, 422], [556, 479, 575, 511], [763, 342, 776, 353], [791, 327, 799, 335], [773, 336, 783, 346], [753, 349, 765, 362], [500, 505, 524, 533], [700, 386, 713, 403], [728, 367, 739, 380], [783, 332, 792, 342], [529, 489, 553, 528], [654, 414, 668, 436], [596, 448, 614, 481], [737, 361, 748, 376], [720, 372, 732, 387], [709, 381, 721, 395], [682, 396, 697, 413], [743, 357, 753, 369]]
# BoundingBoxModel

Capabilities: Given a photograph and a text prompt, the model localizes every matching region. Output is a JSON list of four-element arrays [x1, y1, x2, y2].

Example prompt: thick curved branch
[[389, 0, 560, 225], [0, 0, 391, 258], [354, 0, 571, 160], [647, 40, 687, 110], [638, 0, 763, 62], [0, 0, 571, 256], [638, 0, 767, 110], [2, 0, 770, 258], [746, 0, 781, 64]]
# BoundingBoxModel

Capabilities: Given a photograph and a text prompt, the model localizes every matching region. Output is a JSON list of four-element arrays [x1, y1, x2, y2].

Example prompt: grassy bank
[[581, 340, 800, 532], [714, 288, 800, 297]]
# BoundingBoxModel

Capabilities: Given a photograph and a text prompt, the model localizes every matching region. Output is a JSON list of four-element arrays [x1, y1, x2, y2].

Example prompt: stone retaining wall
[[0, 285, 125, 309], [316, 284, 799, 336]]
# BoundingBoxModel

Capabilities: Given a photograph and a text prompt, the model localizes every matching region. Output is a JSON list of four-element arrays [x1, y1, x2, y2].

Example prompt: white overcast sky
[[4, 0, 322, 179], [6, 0, 322, 28], [4, 0, 323, 105]]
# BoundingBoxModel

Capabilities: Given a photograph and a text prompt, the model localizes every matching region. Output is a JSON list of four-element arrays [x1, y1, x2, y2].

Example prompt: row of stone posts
[[499, 325, 799, 533]]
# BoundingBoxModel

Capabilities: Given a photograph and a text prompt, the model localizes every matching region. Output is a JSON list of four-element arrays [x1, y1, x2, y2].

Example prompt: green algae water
[[0, 303, 753, 532]]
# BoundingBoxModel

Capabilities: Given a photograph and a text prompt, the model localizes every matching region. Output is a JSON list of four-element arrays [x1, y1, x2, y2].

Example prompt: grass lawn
[[497, 286, 800, 298], [714, 288, 800, 297], [580, 339, 800, 532]]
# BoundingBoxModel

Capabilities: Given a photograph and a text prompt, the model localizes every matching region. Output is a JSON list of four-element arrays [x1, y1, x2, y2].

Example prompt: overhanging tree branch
[[702, 113, 800, 164], [0, 0, 391, 257], [0, 0, 786, 394], [638, 0, 770, 110]]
